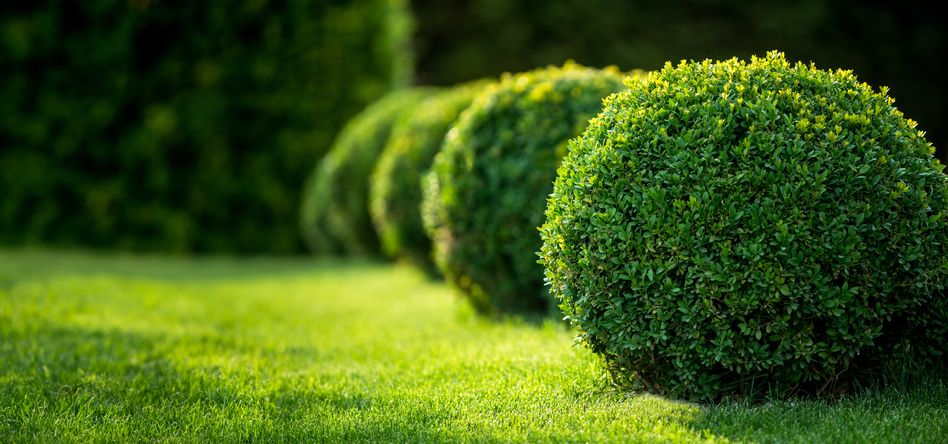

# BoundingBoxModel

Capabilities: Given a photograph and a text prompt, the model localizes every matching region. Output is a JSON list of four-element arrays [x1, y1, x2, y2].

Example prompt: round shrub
[[370, 81, 489, 271], [0, 0, 411, 253], [301, 88, 437, 255], [540, 51, 948, 401], [422, 63, 627, 314]]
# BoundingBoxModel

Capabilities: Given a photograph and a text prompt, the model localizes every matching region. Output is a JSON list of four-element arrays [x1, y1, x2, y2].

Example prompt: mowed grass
[[1, 250, 946, 443]]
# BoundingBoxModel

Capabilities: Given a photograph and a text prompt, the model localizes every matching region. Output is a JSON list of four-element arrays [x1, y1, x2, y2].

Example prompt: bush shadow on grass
[[682, 367, 948, 443], [543, 331, 948, 443]]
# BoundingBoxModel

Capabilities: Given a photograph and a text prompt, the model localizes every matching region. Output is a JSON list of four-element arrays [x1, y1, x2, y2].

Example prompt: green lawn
[[1, 250, 946, 443]]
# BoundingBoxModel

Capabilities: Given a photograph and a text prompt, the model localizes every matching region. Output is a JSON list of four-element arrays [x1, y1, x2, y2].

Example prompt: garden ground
[[1, 250, 946, 442]]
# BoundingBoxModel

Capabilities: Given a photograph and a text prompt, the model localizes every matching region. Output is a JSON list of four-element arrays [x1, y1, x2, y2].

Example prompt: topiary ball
[[301, 88, 436, 255], [423, 63, 627, 314], [370, 81, 490, 272], [540, 51, 948, 401]]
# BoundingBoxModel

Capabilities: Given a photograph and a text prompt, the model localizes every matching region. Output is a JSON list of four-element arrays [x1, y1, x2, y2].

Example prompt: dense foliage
[[301, 88, 435, 256], [0, 0, 411, 252], [423, 63, 626, 314], [370, 81, 488, 271], [412, 0, 947, 163], [540, 52, 948, 401]]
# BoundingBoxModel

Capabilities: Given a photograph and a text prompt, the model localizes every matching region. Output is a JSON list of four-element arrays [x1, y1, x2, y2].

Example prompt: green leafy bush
[[423, 63, 626, 314], [301, 88, 436, 255], [370, 81, 489, 271], [0, 0, 411, 253], [540, 51, 948, 401]]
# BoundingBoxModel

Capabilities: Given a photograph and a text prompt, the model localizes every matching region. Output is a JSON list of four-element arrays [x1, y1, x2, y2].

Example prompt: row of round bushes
[[423, 64, 628, 313], [300, 52, 948, 401], [302, 63, 627, 309], [371, 80, 489, 274], [301, 88, 435, 256]]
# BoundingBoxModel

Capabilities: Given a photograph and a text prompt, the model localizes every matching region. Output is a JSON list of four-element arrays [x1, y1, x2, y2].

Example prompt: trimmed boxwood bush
[[301, 88, 436, 255], [422, 63, 627, 314], [540, 51, 948, 401], [369, 81, 489, 271], [0, 0, 411, 253]]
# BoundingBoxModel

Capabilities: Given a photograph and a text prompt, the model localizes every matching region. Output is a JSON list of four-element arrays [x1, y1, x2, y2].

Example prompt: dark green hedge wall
[[411, 0, 947, 164], [0, 0, 411, 253]]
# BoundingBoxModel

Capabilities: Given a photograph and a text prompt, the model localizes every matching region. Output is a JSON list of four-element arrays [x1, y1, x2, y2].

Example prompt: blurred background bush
[[300, 87, 435, 256], [369, 81, 487, 272], [1, 0, 944, 254]]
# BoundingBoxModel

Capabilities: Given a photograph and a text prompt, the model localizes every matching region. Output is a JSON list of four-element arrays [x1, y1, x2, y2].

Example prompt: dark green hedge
[[412, 0, 948, 164], [301, 88, 436, 256], [423, 63, 626, 314], [540, 52, 948, 401], [0, 0, 411, 253], [369, 81, 487, 271]]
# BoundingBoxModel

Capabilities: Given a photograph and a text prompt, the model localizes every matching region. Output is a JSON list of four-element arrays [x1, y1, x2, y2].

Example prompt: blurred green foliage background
[[1, 0, 944, 254], [412, 0, 947, 163], [1, 0, 410, 253]]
